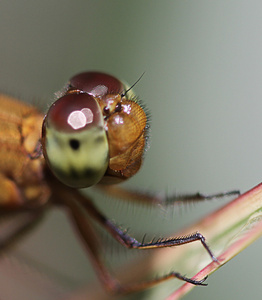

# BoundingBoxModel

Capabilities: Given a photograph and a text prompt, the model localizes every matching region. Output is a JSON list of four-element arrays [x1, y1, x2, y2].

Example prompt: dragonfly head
[[42, 72, 149, 189]]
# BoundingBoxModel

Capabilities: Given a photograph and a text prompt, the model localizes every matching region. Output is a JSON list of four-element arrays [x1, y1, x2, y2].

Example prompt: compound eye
[[69, 71, 124, 97], [42, 93, 109, 188], [47, 93, 103, 132]]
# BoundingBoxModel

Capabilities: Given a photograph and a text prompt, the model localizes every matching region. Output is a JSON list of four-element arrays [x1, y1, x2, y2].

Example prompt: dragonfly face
[[42, 71, 148, 188]]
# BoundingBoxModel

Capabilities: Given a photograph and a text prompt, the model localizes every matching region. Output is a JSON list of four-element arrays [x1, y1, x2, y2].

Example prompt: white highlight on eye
[[90, 85, 108, 97], [67, 108, 93, 130]]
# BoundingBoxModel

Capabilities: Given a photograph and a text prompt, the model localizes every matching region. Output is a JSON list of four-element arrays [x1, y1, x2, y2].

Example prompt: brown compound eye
[[42, 93, 109, 188], [46, 93, 103, 132], [69, 71, 124, 97]]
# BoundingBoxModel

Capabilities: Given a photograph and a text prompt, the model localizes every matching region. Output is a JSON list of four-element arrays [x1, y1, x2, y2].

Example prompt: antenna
[[121, 72, 145, 97]]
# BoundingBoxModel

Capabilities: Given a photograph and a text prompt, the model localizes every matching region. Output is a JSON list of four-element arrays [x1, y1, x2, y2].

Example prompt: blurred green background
[[1, 1, 262, 299]]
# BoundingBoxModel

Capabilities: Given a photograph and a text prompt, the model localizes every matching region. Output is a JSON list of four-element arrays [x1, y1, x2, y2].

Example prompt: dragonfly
[[0, 71, 239, 295]]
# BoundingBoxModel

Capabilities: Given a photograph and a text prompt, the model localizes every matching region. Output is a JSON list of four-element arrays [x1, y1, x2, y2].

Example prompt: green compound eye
[[42, 93, 109, 188]]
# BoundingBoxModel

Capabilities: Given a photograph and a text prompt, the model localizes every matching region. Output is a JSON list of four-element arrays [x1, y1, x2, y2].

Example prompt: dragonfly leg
[[63, 190, 208, 294], [97, 185, 240, 206], [50, 178, 217, 293], [78, 193, 217, 261]]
